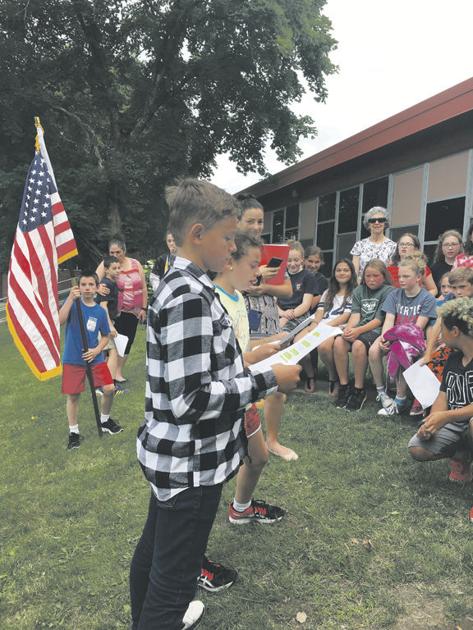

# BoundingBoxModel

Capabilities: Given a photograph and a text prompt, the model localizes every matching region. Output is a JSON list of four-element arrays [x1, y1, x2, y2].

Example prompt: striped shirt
[[137, 256, 277, 501]]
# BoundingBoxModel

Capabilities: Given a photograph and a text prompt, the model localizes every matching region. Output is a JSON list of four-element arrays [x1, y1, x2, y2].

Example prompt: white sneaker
[[182, 600, 205, 630], [376, 392, 394, 409], [378, 401, 397, 416]]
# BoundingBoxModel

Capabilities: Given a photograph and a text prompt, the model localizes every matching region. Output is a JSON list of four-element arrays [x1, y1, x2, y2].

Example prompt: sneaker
[[377, 399, 409, 417], [228, 499, 286, 525], [335, 384, 351, 409], [67, 432, 82, 450], [101, 418, 123, 434], [197, 557, 238, 593], [345, 388, 367, 411], [409, 399, 424, 417], [181, 600, 205, 629], [448, 458, 472, 483], [376, 391, 394, 409]]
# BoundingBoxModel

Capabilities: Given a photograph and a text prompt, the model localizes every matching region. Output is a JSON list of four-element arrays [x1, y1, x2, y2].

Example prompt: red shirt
[[387, 264, 432, 288]]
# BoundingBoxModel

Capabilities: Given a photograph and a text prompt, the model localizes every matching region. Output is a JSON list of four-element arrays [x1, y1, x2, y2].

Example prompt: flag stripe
[[7, 138, 77, 380]]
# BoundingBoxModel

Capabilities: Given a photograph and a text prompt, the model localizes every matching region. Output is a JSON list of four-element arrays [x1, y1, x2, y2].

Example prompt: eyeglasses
[[368, 217, 387, 224], [399, 242, 415, 247], [443, 242, 460, 248]]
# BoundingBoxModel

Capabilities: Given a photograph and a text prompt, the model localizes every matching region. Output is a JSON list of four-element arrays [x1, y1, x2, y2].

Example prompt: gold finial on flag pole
[[34, 116, 43, 153]]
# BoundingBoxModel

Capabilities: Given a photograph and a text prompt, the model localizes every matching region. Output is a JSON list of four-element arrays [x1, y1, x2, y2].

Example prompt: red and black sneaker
[[197, 557, 238, 593], [228, 499, 286, 525]]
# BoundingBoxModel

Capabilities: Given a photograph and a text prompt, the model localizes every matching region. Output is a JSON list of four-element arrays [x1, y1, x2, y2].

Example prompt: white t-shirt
[[318, 290, 353, 321]]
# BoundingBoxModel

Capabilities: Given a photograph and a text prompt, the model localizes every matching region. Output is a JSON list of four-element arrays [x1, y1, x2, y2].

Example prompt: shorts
[[105, 336, 116, 352], [344, 330, 379, 351], [244, 404, 262, 439], [62, 362, 114, 395], [408, 421, 470, 457], [282, 315, 309, 333]]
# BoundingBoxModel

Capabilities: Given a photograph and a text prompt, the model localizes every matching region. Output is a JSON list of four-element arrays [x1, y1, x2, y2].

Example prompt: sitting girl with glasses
[[350, 207, 397, 280]]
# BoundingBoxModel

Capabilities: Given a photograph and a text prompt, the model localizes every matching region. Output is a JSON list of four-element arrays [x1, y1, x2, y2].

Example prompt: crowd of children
[[60, 184, 473, 629]]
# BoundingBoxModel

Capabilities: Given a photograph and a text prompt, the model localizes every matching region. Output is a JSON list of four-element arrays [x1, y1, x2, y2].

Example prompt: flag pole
[[71, 279, 103, 438]]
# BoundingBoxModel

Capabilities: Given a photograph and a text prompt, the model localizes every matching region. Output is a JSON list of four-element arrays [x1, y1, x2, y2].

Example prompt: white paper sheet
[[249, 323, 342, 373], [403, 359, 440, 409], [114, 334, 129, 358]]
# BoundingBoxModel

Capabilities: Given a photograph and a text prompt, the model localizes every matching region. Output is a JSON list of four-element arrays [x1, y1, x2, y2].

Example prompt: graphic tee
[[279, 269, 318, 310], [318, 290, 353, 321], [63, 301, 110, 366], [381, 287, 437, 325], [351, 284, 394, 334], [440, 352, 473, 419]]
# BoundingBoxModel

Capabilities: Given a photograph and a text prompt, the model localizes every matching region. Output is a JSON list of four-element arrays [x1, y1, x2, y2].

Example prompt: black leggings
[[114, 311, 139, 355]]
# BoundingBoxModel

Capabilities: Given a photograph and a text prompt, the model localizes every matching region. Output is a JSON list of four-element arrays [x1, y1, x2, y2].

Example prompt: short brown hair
[[166, 179, 240, 246], [448, 267, 473, 286]]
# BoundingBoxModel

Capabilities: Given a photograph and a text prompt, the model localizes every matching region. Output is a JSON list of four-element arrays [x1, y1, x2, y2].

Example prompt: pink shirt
[[116, 258, 143, 314], [453, 253, 473, 269]]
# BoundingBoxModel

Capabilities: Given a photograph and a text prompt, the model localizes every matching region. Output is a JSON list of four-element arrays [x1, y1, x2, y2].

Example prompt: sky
[[210, 0, 473, 193]]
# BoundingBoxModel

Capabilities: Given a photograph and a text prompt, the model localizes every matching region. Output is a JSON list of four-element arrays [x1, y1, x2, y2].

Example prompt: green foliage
[[0, 0, 336, 270], [2, 322, 473, 628]]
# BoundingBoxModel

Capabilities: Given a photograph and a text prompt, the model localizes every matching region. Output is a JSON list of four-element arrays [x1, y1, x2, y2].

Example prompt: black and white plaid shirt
[[137, 256, 277, 501]]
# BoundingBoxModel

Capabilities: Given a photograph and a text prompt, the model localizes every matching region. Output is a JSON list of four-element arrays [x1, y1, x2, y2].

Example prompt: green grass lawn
[[1, 323, 473, 629]]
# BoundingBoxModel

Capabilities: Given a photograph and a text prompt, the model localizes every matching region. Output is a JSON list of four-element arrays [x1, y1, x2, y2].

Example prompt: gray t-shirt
[[351, 284, 394, 334], [381, 287, 437, 325]]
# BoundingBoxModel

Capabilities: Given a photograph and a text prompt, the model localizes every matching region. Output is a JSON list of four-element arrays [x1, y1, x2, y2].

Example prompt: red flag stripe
[[6, 303, 48, 373]]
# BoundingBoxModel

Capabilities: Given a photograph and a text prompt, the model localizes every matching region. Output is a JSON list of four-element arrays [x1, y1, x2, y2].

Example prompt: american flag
[[6, 125, 77, 380]]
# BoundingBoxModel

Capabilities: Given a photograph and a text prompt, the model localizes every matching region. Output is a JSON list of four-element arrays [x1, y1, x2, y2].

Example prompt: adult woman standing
[[387, 233, 437, 296], [96, 237, 148, 383], [350, 206, 396, 278], [430, 229, 463, 290]]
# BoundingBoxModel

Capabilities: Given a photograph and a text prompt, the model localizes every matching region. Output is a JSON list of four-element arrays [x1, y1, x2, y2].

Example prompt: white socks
[[100, 414, 110, 424], [233, 498, 252, 512], [69, 424, 79, 434]]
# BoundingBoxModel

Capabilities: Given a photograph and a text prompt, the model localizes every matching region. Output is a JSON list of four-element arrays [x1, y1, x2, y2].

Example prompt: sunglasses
[[368, 217, 387, 224]]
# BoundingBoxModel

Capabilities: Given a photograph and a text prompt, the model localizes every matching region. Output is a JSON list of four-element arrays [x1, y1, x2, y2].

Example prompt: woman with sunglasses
[[350, 207, 396, 279]]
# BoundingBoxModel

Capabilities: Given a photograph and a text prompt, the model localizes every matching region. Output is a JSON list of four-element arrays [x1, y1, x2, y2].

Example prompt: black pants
[[130, 485, 223, 629], [114, 311, 139, 355]]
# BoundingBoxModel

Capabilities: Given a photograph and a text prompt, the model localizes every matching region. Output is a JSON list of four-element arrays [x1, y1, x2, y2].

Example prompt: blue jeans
[[130, 485, 223, 629]]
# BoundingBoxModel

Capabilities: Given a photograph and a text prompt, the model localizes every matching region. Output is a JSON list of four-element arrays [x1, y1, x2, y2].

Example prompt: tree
[[0, 0, 336, 268]]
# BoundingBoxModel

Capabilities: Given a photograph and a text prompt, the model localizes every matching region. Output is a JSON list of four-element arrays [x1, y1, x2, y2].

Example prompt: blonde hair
[[437, 297, 473, 337], [287, 240, 305, 258], [399, 254, 426, 276]]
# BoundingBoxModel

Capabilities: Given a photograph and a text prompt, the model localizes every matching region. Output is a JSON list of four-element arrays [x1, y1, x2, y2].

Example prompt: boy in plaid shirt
[[129, 179, 300, 630]]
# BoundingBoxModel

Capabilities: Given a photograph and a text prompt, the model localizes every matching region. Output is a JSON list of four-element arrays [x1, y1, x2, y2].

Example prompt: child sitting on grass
[[130, 179, 300, 629], [59, 272, 123, 450], [369, 257, 437, 417], [298, 258, 357, 395], [213, 231, 285, 527], [408, 297, 473, 487], [278, 240, 318, 331], [333, 259, 393, 411]]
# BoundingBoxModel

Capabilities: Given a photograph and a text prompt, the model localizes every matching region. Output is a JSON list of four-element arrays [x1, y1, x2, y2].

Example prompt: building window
[[316, 193, 336, 269], [272, 210, 285, 243], [285, 204, 299, 241], [424, 196, 465, 242], [270, 205, 299, 242], [338, 187, 359, 233], [390, 225, 419, 243]]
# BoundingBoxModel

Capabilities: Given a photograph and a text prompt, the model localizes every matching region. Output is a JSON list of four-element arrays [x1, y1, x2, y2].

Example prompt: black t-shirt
[[311, 271, 329, 295], [152, 253, 175, 280], [431, 261, 453, 290], [440, 351, 473, 412], [279, 269, 318, 310], [95, 277, 119, 321]]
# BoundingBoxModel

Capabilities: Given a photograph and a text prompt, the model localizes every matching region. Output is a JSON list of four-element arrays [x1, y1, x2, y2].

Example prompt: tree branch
[[51, 105, 105, 169]]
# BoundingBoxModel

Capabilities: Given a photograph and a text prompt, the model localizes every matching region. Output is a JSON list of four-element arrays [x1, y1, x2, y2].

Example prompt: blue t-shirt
[[381, 287, 437, 325], [63, 301, 110, 366]]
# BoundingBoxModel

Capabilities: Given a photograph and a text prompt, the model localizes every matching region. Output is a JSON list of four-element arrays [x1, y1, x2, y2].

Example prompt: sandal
[[305, 376, 316, 393]]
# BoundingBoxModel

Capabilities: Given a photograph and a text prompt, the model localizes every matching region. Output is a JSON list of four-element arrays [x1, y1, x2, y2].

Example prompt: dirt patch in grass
[[393, 583, 472, 629]]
